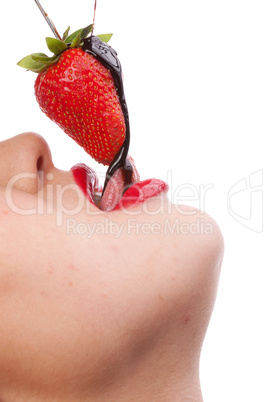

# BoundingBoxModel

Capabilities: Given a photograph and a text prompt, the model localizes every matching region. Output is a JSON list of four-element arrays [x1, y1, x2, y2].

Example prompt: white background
[[1, 1, 268, 401]]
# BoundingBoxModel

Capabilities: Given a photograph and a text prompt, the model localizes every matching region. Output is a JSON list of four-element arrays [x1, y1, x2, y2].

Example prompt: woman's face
[[0, 132, 223, 400], [0, 132, 95, 220], [0, 132, 168, 395]]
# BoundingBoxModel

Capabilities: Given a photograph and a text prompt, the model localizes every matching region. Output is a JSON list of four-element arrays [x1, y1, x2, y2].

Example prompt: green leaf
[[96, 33, 113, 43], [29, 53, 49, 62], [63, 26, 70, 41], [46, 37, 68, 55], [30, 52, 48, 58], [32, 54, 60, 66], [17, 53, 47, 72], [64, 28, 82, 44], [70, 32, 82, 48], [65, 25, 93, 44], [81, 24, 93, 39], [33, 65, 50, 73]]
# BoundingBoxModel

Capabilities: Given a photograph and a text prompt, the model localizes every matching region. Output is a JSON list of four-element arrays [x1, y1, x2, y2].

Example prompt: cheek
[[39, 175, 88, 218], [0, 184, 88, 232], [0, 187, 40, 217], [43, 184, 85, 213], [0, 159, 39, 194]]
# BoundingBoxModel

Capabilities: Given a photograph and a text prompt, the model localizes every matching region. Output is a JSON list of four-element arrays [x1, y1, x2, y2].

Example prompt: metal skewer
[[91, 0, 97, 36], [33, 0, 62, 40]]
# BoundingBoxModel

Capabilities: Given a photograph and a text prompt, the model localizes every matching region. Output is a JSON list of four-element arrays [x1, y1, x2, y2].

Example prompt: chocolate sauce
[[82, 36, 131, 193]]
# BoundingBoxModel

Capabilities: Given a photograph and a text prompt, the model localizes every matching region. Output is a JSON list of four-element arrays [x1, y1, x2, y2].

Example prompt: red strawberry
[[18, 26, 127, 166]]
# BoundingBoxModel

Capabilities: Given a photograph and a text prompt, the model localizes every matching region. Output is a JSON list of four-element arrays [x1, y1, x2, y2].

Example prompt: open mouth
[[71, 157, 168, 212]]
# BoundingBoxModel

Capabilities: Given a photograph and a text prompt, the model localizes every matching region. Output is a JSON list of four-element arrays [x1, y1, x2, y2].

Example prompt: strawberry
[[18, 25, 127, 166]]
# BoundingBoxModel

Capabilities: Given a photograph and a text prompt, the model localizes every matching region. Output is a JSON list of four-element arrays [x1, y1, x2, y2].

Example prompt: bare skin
[[0, 133, 224, 401]]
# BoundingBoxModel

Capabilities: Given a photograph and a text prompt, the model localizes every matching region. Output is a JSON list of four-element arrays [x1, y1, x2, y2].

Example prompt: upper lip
[[71, 159, 138, 211], [71, 163, 102, 206]]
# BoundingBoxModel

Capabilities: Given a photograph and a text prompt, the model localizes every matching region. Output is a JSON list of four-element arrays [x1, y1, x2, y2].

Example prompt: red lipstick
[[72, 163, 168, 212]]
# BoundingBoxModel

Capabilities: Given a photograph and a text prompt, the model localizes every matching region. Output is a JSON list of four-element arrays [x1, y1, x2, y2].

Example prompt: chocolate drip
[[82, 36, 131, 193]]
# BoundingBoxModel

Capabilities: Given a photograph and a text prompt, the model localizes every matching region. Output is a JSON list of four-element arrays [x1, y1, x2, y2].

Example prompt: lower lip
[[72, 164, 168, 211], [114, 179, 168, 210]]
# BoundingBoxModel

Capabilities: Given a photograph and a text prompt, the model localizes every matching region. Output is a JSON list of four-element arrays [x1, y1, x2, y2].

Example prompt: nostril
[[37, 156, 46, 191], [36, 156, 44, 172]]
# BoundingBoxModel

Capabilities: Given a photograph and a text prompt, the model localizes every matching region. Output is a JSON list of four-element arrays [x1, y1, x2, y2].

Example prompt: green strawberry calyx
[[17, 25, 113, 73]]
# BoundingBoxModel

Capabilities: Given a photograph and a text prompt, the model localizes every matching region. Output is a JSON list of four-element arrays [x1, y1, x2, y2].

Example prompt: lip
[[71, 163, 102, 205], [114, 179, 168, 210], [71, 163, 168, 211]]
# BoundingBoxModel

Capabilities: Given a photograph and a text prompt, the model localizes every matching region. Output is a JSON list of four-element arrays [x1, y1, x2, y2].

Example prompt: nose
[[0, 132, 54, 194]]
